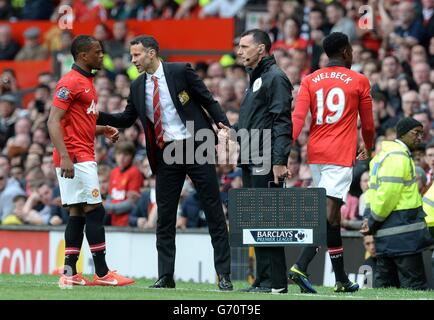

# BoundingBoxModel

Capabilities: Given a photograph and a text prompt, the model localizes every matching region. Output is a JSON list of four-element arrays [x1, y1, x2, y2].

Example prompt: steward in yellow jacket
[[362, 118, 433, 290]]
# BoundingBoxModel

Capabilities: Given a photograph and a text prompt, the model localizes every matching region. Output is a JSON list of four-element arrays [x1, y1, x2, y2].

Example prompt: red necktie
[[151, 75, 165, 149]]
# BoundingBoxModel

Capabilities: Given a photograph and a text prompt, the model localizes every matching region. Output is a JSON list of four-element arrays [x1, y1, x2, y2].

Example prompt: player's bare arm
[[47, 106, 74, 179], [96, 125, 119, 143]]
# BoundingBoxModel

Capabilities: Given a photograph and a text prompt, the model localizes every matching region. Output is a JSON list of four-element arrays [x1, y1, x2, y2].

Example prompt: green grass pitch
[[0, 274, 433, 300]]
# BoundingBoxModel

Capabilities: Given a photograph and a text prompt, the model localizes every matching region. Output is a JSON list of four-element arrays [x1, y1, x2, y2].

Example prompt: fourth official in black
[[235, 29, 293, 293]]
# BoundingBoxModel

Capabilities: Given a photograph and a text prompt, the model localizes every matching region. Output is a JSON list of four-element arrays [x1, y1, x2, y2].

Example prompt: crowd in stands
[[0, 0, 433, 234]]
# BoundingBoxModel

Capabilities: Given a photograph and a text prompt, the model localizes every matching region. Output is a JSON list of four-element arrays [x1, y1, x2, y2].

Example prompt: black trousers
[[242, 166, 288, 289], [375, 253, 428, 290], [155, 141, 231, 277]]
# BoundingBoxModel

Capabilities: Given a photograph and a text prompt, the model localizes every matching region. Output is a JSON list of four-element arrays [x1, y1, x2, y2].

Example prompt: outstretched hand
[[104, 125, 119, 143]]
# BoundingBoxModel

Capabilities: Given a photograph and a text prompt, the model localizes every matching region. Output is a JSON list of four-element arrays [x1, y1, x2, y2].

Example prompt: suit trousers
[[154, 140, 231, 278], [241, 166, 288, 289], [375, 253, 428, 290]]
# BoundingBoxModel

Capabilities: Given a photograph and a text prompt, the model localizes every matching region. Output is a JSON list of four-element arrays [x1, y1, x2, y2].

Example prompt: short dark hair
[[329, 1, 346, 14], [115, 141, 136, 156], [426, 142, 434, 151], [13, 194, 27, 202], [322, 32, 350, 58], [413, 109, 431, 121], [372, 91, 387, 103], [71, 35, 99, 60], [130, 35, 160, 55], [310, 6, 325, 16], [240, 29, 272, 53], [383, 55, 399, 65]]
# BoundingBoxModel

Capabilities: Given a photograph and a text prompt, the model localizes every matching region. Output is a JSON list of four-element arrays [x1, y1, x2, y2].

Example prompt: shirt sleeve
[[292, 78, 310, 142], [127, 167, 144, 192], [358, 76, 375, 151], [52, 79, 76, 111]]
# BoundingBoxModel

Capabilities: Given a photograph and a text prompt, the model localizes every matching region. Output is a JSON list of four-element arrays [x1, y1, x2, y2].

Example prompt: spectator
[[173, 0, 200, 19], [14, 117, 31, 137], [372, 91, 399, 137], [416, 165, 429, 194], [0, 166, 25, 223], [142, 0, 177, 20], [0, 0, 18, 20], [358, 171, 370, 218], [110, 0, 144, 20], [308, 6, 331, 37], [0, 94, 22, 149], [21, 180, 66, 225], [21, 0, 54, 20], [52, 30, 74, 79], [106, 93, 124, 114], [425, 142, 434, 184], [216, 78, 236, 109], [285, 150, 302, 188], [199, 0, 247, 18], [271, 17, 308, 53], [129, 190, 157, 229], [412, 62, 431, 87], [391, 1, 426, 47], [105, 142, 143, 226], [73, 0, 107, 22], [412, 110, 433, 144], [93, 23, 110, 43], [15, 27, 48, 61], [401, 90, 421, 118], [177, 191, 207, 229], [32, 128, 49, 147], [41, 154, 56, 185], [123, 122, 146, 158], [326, 2, 357, 42], [114, 72, 130, 98], [97, 164, 111, 202], [104, 21, 129, 60], [1, 194, 26, 225], [419, 82, 432, 109], [0, 69, 18, 96], [0, 24, 20, 60], [362, 235, 377, 288]]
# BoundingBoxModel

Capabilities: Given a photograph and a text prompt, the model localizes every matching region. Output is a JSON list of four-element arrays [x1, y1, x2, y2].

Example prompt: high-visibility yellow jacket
[[365, 140, 434, 257], [422, 184, 434, 229]]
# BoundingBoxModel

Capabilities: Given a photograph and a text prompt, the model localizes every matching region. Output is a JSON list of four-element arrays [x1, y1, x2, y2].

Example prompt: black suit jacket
[[97, 62, 230, 174]]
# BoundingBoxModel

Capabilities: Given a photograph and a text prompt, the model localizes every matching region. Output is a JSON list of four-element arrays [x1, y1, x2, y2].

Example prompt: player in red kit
[[48, 35, 134, 287], [288, 32, 374, 293], [107, 142, 143, 226]]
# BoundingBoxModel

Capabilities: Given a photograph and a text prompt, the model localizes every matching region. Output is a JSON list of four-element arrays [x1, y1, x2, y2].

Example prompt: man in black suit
[[96, 35, 233, 290]]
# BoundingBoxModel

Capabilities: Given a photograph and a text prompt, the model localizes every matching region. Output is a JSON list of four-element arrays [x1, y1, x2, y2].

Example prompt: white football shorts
[[56, 161, 102, 206], [309, 164, 353, 201]]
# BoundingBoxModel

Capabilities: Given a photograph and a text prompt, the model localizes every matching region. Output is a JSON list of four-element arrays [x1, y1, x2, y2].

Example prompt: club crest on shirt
[[91, 188, 100, 198], [253, 78, 262, 92], [56, 87, 70, 100], [178, 90, 190, 105]]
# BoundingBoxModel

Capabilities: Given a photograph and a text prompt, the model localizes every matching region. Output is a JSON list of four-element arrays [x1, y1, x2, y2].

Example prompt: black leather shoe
[[218, 274, 233, 291], [150, 275, 175, 288]]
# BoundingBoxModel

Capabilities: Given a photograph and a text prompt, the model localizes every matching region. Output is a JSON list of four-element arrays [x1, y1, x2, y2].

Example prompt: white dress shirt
[[145, 61, 191, 141]]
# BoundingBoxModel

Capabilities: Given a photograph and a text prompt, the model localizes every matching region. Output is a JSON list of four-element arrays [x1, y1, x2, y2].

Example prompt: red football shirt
[[108, 165, 144, 227], [292, 65, 374, 167], [52, 67, 98, 167]]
